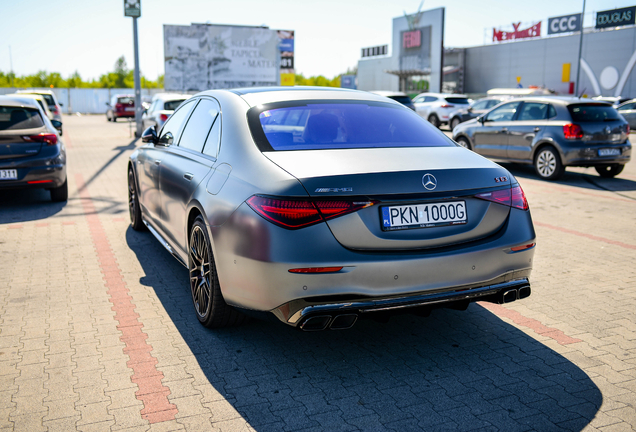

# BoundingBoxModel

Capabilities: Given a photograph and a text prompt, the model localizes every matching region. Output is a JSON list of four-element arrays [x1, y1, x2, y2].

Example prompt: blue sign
[[279, 39, 294, 52], [341, 75, 357, 89]]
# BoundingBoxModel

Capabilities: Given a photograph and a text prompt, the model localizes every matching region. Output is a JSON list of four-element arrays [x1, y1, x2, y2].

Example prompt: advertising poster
[[278, 30, 295, 86]]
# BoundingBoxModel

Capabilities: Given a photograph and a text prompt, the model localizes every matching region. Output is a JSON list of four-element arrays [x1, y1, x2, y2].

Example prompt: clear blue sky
[[0, 0, 633, 81]]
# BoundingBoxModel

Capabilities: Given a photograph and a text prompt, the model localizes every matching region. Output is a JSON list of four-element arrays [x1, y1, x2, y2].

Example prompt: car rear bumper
[[211, 202, 536, 326], [0, 150, 66, 190], [561, 141, 631, 166]]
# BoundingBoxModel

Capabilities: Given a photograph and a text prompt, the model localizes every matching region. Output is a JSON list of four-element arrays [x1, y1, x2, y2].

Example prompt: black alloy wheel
[[128, 168, 146, 231], [428, 114, 440, 128], [595, 164, 624, 178], [534, 146, 565, 181], [189, 216, 245, 328]]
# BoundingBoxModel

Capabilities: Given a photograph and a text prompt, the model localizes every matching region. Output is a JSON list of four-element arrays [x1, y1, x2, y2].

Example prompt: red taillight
[[27, 180, 53, 184], [440, 104, 455, 108], [289, 267, 343, 273], [511, 243, 535, 252], [23, 133, 58, 146], [115, 103, 123, 111], [246, 196, 376, 229], [476, 185, 528, 210], [563, 123, 583, 140], [52, 107, 59, 115], [160, 113, 169, 122]]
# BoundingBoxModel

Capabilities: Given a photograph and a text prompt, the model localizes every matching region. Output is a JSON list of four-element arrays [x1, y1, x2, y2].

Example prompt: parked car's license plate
[[382, 201, 467, 231], [125, 107, 134, 112], [598, 148, 621, 156], [0, 169, 18, 180]]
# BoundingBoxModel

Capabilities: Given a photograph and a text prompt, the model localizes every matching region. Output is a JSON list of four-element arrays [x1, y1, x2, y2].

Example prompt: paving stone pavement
[[0, 115, 635, 431]]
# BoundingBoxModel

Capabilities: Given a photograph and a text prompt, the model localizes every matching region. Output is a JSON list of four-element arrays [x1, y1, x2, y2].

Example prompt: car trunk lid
[[264, 147, 514, 250]]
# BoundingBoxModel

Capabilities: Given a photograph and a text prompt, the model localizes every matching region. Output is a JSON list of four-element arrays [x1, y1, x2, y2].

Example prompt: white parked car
[[142, 93, 192, 129], [412, 93, 471, 128]]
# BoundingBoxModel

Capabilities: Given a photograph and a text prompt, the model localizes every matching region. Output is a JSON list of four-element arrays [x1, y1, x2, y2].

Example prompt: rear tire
[[450, 117, 461, 130], [113, 116, 117, 122], [595, 164, 624, 178], [456, 136, 472, 150], [428, 114, 440, 128], [128, 168, 146, 231], [534, 146, 565, 180], [50, 178, 68, 202], [189, 216, 246, 328]]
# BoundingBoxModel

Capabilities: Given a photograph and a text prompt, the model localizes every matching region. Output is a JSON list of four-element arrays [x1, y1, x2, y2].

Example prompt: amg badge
[[315, 187, 353, 193]]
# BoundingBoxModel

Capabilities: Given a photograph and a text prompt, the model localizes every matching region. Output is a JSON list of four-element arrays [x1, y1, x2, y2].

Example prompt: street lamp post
[[575, 0, 586, 96], [124, 0, 143, 137]]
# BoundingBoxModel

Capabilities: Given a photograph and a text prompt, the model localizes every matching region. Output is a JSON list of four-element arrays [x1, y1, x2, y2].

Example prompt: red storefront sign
[[403, 30, 421, 49], [493, 22, 541, 42]]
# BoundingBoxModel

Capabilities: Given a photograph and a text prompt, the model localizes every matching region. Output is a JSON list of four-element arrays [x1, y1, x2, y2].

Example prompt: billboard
[[493, 22, 541, 42], [548, 13, 581, 35], [164, 24, 280, 91], [596, 6, 636, 29]]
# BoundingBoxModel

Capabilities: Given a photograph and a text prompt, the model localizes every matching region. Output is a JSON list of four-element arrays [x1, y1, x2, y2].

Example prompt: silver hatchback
[[453, 97, 632, 180]]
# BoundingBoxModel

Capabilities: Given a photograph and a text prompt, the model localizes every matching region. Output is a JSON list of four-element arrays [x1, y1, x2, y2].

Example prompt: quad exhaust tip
[[300, 314, 358, 331], [499, 285, 532, 304]]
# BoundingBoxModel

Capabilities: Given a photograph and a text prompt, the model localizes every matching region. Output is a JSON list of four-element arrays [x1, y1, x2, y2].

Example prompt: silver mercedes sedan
[[128, 87, 536, 331]]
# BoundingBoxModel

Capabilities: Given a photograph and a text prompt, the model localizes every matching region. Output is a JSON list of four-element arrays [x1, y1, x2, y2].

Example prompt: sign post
[[124, 0, 143, 137], [575, 0, 586, 96]]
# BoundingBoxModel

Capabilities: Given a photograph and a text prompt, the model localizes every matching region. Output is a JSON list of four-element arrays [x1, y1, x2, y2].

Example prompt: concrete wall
[[464, 26, 636, 98], [357, 56, 398, 91]]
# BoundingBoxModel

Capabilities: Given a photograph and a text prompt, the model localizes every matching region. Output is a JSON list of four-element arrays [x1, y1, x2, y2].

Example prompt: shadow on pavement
[[126, 226, 602, 431], [0, 188, 66, 224], [499, 162, 636, 193]]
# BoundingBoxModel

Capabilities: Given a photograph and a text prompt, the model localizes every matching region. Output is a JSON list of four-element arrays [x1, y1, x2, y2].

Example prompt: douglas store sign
[[596, 6, 636, 29]]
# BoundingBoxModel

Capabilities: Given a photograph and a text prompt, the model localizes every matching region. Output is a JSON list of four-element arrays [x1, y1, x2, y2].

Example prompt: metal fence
[[0, 88, 167, 114]]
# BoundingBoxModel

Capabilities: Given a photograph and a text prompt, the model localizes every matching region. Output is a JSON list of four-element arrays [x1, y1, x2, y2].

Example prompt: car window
[[159, 99, 196, 145], [445, 97, 469, 104], [485, 101, 521, 122], [118, 97, 134, 105], [41, 94, 55, 107], [249, 101, 454, 151], [517, 103, 548, 121], [548, 105, 557, 118], [619, 102, 635, 111], [164, 99, 187, 111], [568, 104, 620, 122], [487, 99, 502, 108], [471, 100, 490, 111], [388, 96, 413, 105], [202, 114, 221, 158], [178, 99, 220, 154], [0, 106, 44, 130], [413, 96, 425, 103], [424, 96, 438, 102]]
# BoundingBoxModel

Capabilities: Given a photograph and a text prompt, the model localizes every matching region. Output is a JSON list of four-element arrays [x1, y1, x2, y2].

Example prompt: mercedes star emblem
[[422, 173, 437, 190]]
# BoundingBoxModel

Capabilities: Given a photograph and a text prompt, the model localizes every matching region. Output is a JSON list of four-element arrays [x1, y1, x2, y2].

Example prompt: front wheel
[[534, 146, 565, 180], [450, 117, 461, 130], [456, 136, 472, 150], [128, 168, 146, 231], [189, 216, 245, 328], [595, 164, 624, 178]]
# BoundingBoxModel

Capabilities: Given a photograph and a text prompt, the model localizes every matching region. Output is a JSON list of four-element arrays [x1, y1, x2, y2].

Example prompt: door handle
[[183, 173, 194, 181], [534, 127, 541, 132], [154, 160, 161, 165]]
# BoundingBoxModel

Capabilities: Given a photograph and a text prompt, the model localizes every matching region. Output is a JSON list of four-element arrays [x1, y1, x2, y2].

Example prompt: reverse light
[[476, 185, 529, 210], [563, 123, 583, 140], [246, 196, 376, 229], [289, 267, 344, 273], [23, 133, 58, 146]]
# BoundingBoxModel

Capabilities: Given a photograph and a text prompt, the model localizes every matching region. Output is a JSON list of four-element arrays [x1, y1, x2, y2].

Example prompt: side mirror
[[478, 116, 485, 124], [105, 102, 111, 107], [467, 107, 473, 112], [141, 126, 159, 144], [59, 103, 64, 107], [51, 120, 62, 131], [158, 131, 173, 146]]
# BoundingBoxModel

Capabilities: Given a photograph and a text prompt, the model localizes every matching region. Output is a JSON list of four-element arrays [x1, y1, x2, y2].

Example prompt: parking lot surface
[[1, 115, 635, 431]]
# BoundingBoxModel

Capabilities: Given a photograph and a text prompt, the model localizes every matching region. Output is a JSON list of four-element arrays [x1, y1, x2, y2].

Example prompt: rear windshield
[[568, 104, 620, 122], [0, 106, 44, 130], [388, 96, 413, 105], [249, 101, 454, 151], [445, 97, 470, 104], [118, 97, 134, 105], [164, 99, 186, 111], [40, 94, 55, 107]]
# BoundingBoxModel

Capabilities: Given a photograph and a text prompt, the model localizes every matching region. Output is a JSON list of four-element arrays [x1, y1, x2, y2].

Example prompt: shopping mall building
[[356, 6, 636, 98]]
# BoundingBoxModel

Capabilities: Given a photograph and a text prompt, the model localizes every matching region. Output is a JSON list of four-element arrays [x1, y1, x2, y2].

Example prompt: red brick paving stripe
[[75, 173, 178, 424], [535, 182, 634, 203], [8, 224, 22, 229], [480, 302, 582, 345], [535, 221, 636, 250]]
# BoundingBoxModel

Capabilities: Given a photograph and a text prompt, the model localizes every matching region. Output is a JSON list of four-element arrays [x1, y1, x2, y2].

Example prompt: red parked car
[[106, 95, 135, 122]]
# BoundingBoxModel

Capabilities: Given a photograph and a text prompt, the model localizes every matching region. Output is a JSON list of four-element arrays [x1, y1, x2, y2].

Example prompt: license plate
[[0, 169, 17, 180], [598, 148, 621, 156], [125, 107, 134, 112], [382, 201, 467, 231]]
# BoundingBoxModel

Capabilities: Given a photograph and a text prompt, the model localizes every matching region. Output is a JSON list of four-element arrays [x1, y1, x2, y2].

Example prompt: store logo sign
[[548, 13, 581, 34], [596, 6, 636, 29]]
